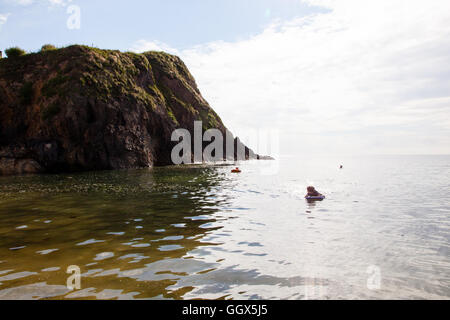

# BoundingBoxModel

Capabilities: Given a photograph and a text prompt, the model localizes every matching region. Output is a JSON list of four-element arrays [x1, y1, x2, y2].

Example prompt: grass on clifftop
[[1, 44, 223, 131]]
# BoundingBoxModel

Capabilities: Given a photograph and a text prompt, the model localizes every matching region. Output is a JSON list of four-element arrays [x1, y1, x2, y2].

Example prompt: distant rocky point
[[257, 155, 275, 160], [0, 45, 268, 175]]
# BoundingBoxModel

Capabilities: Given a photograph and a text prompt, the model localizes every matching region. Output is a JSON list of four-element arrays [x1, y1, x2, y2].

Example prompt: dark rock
[[0, 158, 43, 175], [0, 45, 259, 175], [257, 155, 275, 160]]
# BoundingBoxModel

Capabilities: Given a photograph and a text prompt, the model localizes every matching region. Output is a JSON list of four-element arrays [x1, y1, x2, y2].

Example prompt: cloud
[[0, 13, 10, 30], [130, 40, 179, 56], [47, 0, 72, 6], [131, 0, 450, 155]]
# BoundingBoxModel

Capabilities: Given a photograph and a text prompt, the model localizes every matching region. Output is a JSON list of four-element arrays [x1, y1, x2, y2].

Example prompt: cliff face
[[0, 45, 255, 175]]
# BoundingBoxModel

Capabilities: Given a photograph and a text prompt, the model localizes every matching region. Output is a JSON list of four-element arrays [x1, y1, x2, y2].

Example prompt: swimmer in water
[[305, 186, 323, 198]]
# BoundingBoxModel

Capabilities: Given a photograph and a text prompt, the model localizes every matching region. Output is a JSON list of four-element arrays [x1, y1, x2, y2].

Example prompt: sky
[[1, 0, 450, 156]]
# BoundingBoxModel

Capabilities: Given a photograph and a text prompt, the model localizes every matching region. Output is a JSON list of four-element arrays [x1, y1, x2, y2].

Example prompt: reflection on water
[[0, 166, 230, 299], [0, 156, 449, 299]]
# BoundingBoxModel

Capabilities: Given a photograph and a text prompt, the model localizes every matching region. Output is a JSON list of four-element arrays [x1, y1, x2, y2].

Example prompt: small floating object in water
[[231, 167, 241, 173], [305, 186, 324, 200], [305, 195, 326, 201]]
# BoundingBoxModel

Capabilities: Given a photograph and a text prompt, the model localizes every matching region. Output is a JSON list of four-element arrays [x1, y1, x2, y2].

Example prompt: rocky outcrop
[[0, 45, 256, 175]]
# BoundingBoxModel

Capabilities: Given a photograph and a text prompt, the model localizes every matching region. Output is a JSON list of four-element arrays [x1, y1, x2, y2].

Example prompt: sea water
[[0, 155, 448, 299]]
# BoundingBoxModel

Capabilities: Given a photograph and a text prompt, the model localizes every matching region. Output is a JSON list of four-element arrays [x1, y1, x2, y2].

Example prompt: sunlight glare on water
[[0, 155, 449, 299]]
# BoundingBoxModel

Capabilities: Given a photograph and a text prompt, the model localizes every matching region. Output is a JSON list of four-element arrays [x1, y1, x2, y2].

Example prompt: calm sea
[[0, 155, 449, 299]]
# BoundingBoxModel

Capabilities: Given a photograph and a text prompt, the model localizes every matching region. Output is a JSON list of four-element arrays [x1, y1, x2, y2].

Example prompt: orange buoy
[[231, 167, 241, 173]]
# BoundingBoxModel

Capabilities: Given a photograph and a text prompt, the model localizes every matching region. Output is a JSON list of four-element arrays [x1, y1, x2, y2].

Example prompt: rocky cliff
[[0, 45, 256, 175]]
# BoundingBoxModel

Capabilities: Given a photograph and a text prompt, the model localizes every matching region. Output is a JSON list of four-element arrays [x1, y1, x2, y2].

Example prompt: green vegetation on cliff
[[0, 44, 249, 175], [5, 47, 26, 58], [40, 44, 57, 52], [0, 44, 224, 130]]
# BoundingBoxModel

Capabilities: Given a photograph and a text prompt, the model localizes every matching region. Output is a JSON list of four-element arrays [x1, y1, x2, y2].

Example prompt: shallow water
[[0, 155, 449, 299]]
